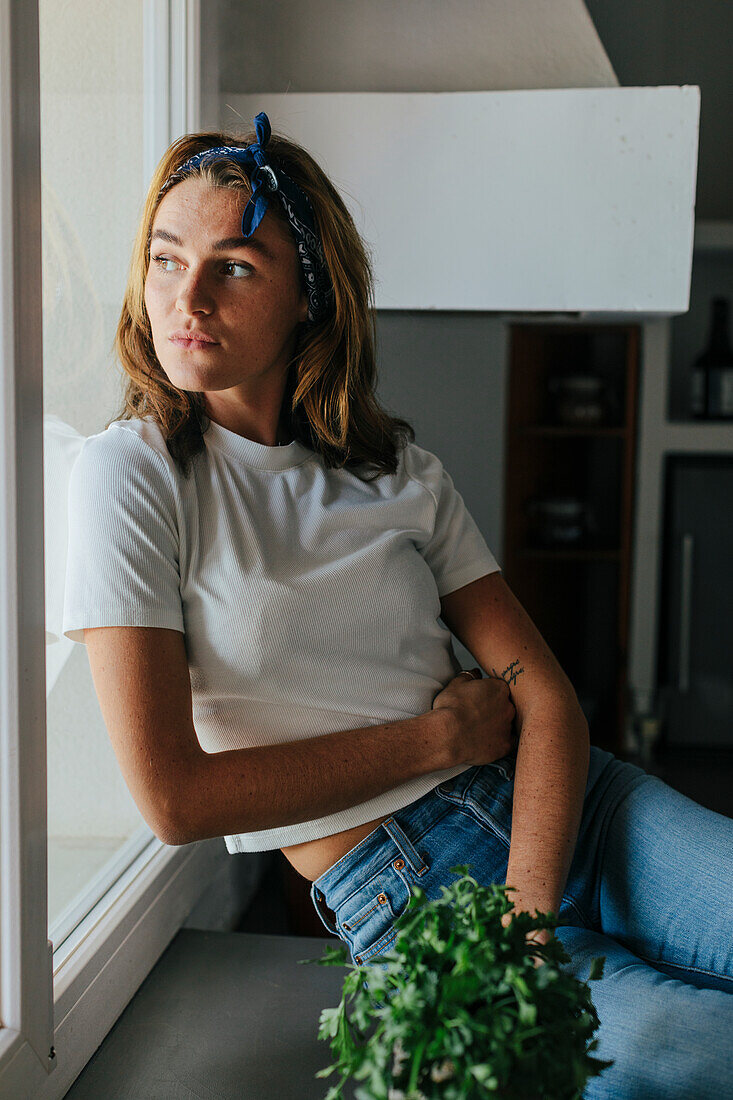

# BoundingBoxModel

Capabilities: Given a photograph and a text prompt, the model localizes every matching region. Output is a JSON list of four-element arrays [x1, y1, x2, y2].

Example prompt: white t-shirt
[[62, 415, 501, 852]]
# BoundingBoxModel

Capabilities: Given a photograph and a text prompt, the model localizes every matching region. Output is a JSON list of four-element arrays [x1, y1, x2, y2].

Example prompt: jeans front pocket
[[340, 863, 415, 967], [435, 753, 516, 807], [460, 759, 516, 848]]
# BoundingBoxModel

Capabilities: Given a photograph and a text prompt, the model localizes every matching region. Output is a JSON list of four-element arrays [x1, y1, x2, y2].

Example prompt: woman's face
[[144, 176, 308, 412]]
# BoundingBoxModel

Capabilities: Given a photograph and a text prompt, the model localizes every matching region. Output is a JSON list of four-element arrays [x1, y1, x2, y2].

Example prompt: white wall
[[229, 88, 698, 314], [375, 313, 509, 675], [215, 0, 617, 94]]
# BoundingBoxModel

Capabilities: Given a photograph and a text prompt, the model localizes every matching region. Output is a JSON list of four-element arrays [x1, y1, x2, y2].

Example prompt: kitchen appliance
[[659, 455, 733, 748]]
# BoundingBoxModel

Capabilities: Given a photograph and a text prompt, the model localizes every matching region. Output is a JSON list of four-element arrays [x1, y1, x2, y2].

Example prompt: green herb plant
[[299, 865, 613, 1100]]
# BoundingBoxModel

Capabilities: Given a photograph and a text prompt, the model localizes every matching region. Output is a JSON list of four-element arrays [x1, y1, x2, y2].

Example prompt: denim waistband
[[309, 764, 479, 935], [308, 744, 620, 937]]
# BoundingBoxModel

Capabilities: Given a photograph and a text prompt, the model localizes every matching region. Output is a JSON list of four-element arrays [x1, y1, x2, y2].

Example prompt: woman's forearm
[[167, 707, 456, 844], [502, 696, 590, 923]]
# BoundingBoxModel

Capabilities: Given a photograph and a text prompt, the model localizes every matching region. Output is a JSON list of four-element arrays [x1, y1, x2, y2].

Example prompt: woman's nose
[[175, 270, 214, 314]]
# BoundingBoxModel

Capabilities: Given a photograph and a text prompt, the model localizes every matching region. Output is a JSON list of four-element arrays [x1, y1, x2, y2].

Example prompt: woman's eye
[[152, 256, 179, 272], [222, 261, 252, 277], [150, 256, 252, 277]]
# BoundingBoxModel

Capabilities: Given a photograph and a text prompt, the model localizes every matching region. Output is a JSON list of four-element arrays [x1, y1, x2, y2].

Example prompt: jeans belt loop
[[381, 816, 429, 877]]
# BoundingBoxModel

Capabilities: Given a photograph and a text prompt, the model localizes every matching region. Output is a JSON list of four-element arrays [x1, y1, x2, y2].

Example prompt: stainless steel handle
[[678, 533, 694, 693]]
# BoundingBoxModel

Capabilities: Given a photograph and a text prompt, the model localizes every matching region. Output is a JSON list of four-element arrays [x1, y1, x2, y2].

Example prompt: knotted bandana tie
[[159, 112, 334, 325]]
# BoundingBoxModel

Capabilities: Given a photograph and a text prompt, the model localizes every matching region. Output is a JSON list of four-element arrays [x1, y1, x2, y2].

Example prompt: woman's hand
[[500, 908, 553, 968], [432, 668, 517, 768]]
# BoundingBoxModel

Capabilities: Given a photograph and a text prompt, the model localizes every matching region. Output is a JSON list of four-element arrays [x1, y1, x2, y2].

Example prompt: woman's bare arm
[[83, 624, 458, 844], [175, 708, 455, 843], [439, 571, 590, 923]]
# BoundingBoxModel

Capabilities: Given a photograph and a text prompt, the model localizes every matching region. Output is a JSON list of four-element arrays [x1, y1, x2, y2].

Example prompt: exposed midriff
[[280, 812, 393, 882]]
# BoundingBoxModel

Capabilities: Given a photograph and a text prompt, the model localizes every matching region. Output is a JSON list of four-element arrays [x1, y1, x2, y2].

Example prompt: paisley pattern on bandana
[[158, 112, 335, 325], [276, 182, 335, 324]]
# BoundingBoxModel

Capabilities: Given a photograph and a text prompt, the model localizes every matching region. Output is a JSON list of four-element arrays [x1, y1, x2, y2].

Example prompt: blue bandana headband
[[158, 111, 334, 325]]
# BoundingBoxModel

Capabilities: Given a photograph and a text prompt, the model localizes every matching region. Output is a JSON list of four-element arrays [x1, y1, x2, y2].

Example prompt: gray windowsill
[[62, 928, 356, 1099]]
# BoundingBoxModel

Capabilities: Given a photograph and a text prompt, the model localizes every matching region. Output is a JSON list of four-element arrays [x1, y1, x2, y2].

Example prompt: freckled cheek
[[232, 293, 283, 336], [143, 286, 170, 355]]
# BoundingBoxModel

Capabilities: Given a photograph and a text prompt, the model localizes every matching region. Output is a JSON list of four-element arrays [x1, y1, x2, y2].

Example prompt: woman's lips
[[170, 335, 219, 349]]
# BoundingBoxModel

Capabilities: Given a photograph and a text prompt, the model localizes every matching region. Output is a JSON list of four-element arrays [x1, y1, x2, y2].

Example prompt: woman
[[62, 112, 732, 1097]]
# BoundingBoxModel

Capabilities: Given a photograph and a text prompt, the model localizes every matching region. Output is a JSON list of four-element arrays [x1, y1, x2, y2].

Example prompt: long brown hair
[[109, 122, 415, 481]]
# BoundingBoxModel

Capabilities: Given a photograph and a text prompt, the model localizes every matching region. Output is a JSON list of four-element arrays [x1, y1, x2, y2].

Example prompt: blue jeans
[[309, 745, 733, 1099]]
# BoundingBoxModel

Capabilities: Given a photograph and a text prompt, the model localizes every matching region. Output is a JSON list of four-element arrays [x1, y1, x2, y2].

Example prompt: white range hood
[[228, 87, 700, 317]]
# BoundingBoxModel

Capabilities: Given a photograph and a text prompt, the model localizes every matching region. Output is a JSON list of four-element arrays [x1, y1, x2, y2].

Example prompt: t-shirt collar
[[204, 418, 313, 470]]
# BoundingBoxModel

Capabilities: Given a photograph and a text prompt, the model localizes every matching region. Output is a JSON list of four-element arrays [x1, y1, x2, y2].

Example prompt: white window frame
[[0, 3, 226, 1098]]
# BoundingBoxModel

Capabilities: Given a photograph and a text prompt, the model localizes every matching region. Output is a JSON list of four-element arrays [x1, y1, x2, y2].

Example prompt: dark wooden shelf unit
[[503, 324, 640, 752]]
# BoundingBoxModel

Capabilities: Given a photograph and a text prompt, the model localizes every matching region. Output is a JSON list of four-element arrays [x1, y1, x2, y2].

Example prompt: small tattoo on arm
[[491, 659, 524, 687]]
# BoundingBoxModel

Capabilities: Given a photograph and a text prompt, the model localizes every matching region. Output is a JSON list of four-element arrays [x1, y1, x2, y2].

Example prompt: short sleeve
[[405, 443, 501, 598], [61, 427, 185, 645]]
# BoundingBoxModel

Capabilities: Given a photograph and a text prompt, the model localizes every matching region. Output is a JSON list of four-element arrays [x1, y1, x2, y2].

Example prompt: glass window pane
[[39, 0, 152, 946]]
